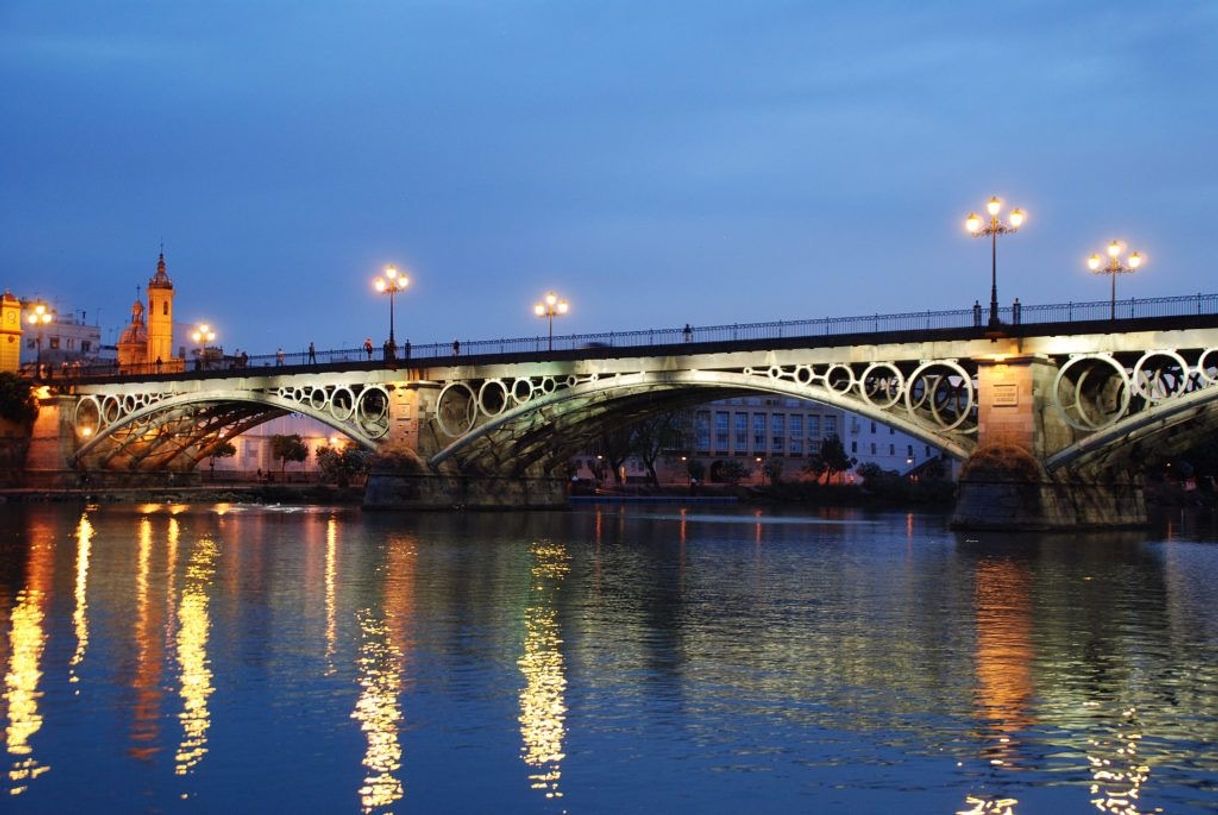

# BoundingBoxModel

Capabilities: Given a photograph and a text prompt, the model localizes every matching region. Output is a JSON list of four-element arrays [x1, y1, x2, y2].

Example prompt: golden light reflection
[[4, 520, 54, 795], [130, 517, 163, 761], [69, 514, 94, 684], [958, 795, 1019, 815], [351, 611, 404, 812], [175, 536, 218, 776], [1088, 707, 1151, 815], [518, 541, 569, 801], [325, 517, 338, 672], [974, 557, 1034, 764]]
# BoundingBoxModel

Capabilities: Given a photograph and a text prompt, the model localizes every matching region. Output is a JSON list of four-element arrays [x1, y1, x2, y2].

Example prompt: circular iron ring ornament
[[74, 396, 102, 433], [825, 364, 856, 395], [511, 377, 534, 405], [1199, 348, 1218, 385], [435, 381, 479, 437], [1052, 354, 1131, 432], [354, 385, 391, 439], [478, 379, 510, 418], [329, 386, 356, 422], [858, 362, 906, 410], [1131, 350, 1191, 403], [903, 360, 975, 431]]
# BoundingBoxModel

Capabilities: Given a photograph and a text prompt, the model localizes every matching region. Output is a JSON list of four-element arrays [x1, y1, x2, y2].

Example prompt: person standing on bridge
[[1012, 298, 1022, 325], [382, 338, 395, 361], [404, 338, 411, 360], [453, 339, 460, 356], [364, 337, 374, 360], [973, 300, 982, 327], [307, 341, 317, 365], [683, 323, 693, 342], [276, 347, 284, 366]]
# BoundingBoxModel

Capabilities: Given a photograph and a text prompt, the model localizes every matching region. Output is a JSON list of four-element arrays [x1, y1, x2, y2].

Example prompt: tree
[[270, 433, 309, 475], [0, 372, 38, 426], [762, 457, 784, 485], [686, 458, 705, 482], [805, 434, 856, 484], [718, 459, 750, 485], [629, 410, 694, 487], [596, 427, 633, 485], [207, 440, 236, 479], [316, 445, 373, 487]]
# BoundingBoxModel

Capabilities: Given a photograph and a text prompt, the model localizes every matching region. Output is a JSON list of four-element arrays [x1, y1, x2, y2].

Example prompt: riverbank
[[0, 483, 365, 504]]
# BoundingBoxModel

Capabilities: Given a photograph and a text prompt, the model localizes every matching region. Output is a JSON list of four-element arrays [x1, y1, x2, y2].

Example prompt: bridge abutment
[[953, 355, 1146, 529]]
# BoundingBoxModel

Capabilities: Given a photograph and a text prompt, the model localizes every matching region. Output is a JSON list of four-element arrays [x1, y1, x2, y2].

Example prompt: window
[[48, 337, 60, 349], [67, 338, 75, 350], [889, 444, 895, 455], [25, 339, 34, 349], [788, 415, 803, 455], [807, 415, 821, 439], [851, 441, 858, 453], [907, 445, 914, 457], [715, 411, 730, 451], [752, 414, 766, 450], [889, 426, 895, 435], [734, 413, 748, 448], [163, 301, 168, 315], [696, 411, 711, 452], [870, 421, 876, 434], [824, 416, 837, 436], [925, 446, 932, 457], [81, 340, 91, 353], [870, 443, 877, 455], [771, 414, 785, 453]]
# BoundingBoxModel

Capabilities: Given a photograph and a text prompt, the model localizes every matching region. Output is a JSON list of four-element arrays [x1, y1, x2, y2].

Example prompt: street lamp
[[25, 301, 54, 372], [965, 196, 1027, 328], [533, 291, 569, 351], [373, 265, 409, 348], [191, 323, 216, 370], [1088, 240, 1144, 320]]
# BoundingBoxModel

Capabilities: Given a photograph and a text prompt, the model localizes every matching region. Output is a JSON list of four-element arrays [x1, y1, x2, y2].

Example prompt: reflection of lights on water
[[69, 514, 94, 683], [518, 541, 569, 801], [175, 537, 218, 777], [5, 524, 53, 795], [325, 517, 338, 671], [351, 611, 404, 813], [1088, 708, 1153, 815], [131, 517, 163, 761], [958, 796, 1019, 815]]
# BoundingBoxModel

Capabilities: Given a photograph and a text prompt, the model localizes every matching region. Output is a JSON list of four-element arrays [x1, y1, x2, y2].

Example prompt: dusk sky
[[2, 1, 1216, 353]]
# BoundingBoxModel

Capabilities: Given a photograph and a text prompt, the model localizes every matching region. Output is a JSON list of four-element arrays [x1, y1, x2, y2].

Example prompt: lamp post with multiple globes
[[191, 323, 216, 370], [373, 265, 409, 349], [25, 301, 54, 373], [1088, 241, 1144, 320], [533, 291, 569, 351], [965, 196, 1026, 328]]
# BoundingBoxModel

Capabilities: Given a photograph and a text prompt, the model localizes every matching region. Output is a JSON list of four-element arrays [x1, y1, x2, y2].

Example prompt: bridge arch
[[429, 369, 974, 472], [72, 388, 388, 469], [1045, 384, 1218, 475]]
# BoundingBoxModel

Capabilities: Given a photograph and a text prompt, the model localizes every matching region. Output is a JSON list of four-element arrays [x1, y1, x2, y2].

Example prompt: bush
[[0, 373, 38, 426], [960, 442, 1042, 483]]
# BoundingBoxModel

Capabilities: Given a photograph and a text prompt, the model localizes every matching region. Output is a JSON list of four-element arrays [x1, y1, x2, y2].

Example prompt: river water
[[0, 501, 1215, 813]]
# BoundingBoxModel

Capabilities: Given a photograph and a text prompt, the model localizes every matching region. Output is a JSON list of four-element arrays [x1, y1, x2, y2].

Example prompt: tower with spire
[[146, 251, 175, 366]]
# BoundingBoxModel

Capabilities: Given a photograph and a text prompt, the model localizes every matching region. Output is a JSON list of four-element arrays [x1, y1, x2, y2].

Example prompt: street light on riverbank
[[965, 196, 1026, 328], [1088, 241, 1144, 320], [533, 291, 569, 351], [25, 301, 54, 372]]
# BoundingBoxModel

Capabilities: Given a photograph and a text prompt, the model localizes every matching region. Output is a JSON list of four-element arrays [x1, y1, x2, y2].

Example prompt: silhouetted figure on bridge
[[972, 300, 982, 327], [453, 339, 460, 356], [383, 339, 395, 361], [307, 342, 317, 365], [276, 348, 285, 366], [1012, 298, 1022, 325], [404, 339, 411, 360], [364, 338, 374, 359], [155, 356, 163, 374], [683, 323, 692, 342]]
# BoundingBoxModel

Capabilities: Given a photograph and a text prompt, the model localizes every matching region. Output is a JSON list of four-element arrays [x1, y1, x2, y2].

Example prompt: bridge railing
[[37, 291, 1218, 381]]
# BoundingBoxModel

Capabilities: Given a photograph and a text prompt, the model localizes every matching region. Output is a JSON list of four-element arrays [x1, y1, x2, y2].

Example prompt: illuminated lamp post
[[533, 291, 569, 351], [965, 196, 1026, 328], [26, 301, 54, 373], [191, 323, 216, 370], [1087, 240, 1144, 320], [373, 264, 409, 348]]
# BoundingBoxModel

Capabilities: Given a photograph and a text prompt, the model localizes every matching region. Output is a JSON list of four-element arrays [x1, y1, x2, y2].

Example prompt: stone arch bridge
[[27, 313, 1218, 526]]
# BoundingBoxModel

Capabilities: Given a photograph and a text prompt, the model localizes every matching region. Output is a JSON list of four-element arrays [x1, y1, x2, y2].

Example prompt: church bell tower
[[146, 251, 175, 365]]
